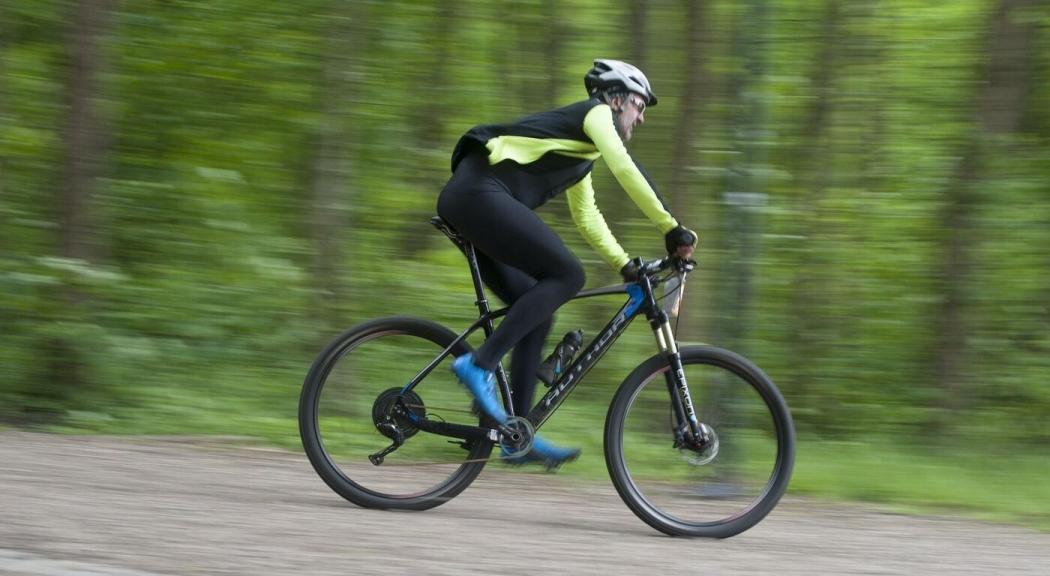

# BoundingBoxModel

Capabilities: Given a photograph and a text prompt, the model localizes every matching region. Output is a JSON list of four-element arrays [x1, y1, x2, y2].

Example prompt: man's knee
[[561, 262, 586, 299]]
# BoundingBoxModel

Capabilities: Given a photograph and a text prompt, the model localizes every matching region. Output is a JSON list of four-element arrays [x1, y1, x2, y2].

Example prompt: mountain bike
[[298, 217, 795, 538]]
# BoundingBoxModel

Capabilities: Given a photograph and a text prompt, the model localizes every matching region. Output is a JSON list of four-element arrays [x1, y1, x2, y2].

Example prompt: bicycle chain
[[372, 403, 533, 466], [363, 454, 515, 467]]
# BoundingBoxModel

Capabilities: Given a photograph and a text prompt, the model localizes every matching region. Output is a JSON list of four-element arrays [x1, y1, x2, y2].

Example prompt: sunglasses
[[627, 96, 647, 114]]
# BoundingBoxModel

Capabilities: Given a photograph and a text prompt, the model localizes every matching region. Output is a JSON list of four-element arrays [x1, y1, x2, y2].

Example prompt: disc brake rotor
[[681, 422, 720, 466]]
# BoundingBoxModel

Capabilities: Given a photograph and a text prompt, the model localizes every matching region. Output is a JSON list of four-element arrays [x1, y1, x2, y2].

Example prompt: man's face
[[614, 93, 647, 142]]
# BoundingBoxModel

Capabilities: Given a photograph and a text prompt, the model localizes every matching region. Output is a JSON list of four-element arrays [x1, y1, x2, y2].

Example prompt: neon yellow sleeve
[[565, 173, 631, 271], [583, 104, 679, 233]]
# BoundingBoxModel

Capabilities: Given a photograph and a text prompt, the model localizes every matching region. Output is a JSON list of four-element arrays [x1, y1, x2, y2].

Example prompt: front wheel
[[605, 346, 795, 537]]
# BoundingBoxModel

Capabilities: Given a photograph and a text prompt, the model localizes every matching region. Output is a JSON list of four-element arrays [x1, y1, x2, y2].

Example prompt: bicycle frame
[[398, 219, 703, 445]]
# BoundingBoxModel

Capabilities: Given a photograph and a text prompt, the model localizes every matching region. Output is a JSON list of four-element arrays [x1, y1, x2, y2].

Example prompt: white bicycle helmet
[[584, 59, 657, 106]]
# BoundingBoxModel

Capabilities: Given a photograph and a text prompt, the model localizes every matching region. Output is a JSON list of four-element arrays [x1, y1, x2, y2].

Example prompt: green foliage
[[2, 0, 1049, 521]]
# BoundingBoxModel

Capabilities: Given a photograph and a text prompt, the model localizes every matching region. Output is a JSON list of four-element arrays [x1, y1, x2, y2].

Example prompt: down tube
[[528, 302, 638, 429]]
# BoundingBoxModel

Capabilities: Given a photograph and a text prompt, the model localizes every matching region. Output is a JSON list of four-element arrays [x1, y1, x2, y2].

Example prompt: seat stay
[[399, 307, 509, 396]]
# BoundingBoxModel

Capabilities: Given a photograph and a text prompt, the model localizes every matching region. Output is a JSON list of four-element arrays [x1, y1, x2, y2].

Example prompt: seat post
[[433, 216, 511, 410], [463, 243, 493, 322], [430, 216, 497, 335]]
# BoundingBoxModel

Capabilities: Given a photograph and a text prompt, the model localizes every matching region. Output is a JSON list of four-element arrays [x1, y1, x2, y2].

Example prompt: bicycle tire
[[605, 345, 795, 537], [299, 316, 493, 510]]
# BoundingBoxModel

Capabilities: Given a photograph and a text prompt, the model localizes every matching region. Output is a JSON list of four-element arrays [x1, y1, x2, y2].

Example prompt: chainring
[[498, 416, 535, 459]]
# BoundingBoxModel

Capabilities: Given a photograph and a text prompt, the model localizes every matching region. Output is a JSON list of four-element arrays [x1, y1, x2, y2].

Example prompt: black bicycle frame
[[401, 218, 703, 444]]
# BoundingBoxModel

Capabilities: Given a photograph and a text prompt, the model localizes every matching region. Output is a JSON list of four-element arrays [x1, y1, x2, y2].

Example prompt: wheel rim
[[616, 359, 789, 529], [311, 329, 488, 500]]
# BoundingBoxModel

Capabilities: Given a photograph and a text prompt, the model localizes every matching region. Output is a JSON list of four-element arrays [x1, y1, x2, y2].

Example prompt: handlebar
[[636, 255, 697, 278]]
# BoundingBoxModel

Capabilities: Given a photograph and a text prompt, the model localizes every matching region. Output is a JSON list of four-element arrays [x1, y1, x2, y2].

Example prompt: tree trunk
[[416, 1, 457, 150], [61, 0, 113, 263], [402, 0, 458, 254], [513, 2, 565, 110], [785, 0, 842, 418], [932, 0, 1037, 419], [719, 0, 770, 351], [309, 3, 364, 325], [667, 0, 707, 340], [0, 2, 7, 207], [629, 0, 649, 70], [543, 0, 566, 108], [668, 0, 707, 206], [42, 0, 114, 416]]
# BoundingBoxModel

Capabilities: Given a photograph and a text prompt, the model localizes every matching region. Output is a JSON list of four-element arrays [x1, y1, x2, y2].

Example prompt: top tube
[[555, 256, 695, 303]]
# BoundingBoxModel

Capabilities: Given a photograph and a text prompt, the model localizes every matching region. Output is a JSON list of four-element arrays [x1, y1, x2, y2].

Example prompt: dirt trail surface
[[2, 432, 1047, 576]]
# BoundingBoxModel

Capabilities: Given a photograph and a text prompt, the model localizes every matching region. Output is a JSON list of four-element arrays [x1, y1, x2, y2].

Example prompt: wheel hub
[[681, 422, 719, 466]]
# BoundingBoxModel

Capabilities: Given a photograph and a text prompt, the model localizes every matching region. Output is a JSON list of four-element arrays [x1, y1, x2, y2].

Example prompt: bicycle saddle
[[430, 216, 468, 249]]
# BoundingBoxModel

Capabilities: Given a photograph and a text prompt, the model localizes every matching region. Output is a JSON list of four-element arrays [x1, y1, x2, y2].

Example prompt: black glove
[[620, 258, 642, 282], [664, 225, 698, 255]]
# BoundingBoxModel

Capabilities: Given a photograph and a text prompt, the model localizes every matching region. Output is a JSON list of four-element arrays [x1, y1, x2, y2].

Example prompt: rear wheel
[[299, 316, 492, 510], [605, 346, 795, 537]]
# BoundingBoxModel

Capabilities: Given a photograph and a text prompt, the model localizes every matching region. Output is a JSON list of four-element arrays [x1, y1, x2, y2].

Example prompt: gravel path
[[2, 432, 1047, 575]]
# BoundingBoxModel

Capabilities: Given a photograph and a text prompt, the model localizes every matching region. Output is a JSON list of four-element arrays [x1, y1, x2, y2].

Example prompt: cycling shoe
[[452, 354, 509, 425], [502, 435, 580, 470]]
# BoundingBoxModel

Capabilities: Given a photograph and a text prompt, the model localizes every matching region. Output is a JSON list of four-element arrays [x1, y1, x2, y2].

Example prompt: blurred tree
[[0, 1, 6, 204], [405, 0, 460, 253], [629, 0, 649, 70], [543, 0, 567, 106], [666, 0, 708, 339], [719, 0, 769, 352], [786, 0, 842, 423], [308, 3, 365, 325], [60, 0, 113, 265], [513, 0, 566, 110], [931, 0, 1038, 424], [42, 0, 116, 415], [668, 0, 708, 218]]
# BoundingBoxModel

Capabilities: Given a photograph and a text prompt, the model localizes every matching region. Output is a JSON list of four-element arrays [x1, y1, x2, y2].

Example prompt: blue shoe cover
[[452, 354, 508, 424], [502, 435, 580, 469]]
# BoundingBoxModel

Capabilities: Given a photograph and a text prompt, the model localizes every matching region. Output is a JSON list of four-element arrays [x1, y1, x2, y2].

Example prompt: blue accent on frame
[[625, 284, 645, 317]]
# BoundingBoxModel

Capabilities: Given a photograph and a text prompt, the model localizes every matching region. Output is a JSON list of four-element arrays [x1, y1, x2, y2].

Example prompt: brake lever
[[672, 257, 697, 273]]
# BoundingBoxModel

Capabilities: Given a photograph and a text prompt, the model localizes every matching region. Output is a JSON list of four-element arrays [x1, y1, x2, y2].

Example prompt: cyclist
[[437, 59, 697, 467]]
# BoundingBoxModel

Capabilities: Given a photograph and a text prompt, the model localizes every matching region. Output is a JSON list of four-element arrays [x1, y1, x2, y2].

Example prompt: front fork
[[650, 311, 708, 448]]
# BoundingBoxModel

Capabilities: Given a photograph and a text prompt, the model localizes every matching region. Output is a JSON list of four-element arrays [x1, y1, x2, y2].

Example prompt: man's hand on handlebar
[[621, 255, 696, 283], [664, 225, 698, 260]]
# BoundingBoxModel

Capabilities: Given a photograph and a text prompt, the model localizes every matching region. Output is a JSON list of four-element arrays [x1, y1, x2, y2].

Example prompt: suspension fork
[[649, 308, 703, 445]]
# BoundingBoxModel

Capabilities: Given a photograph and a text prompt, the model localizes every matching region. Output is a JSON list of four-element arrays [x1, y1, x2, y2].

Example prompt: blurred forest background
[[3, 0, 1049, 524]]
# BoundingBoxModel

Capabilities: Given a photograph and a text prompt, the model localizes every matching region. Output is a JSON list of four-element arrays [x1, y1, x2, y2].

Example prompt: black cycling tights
[[437, 153, 585, 416]]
